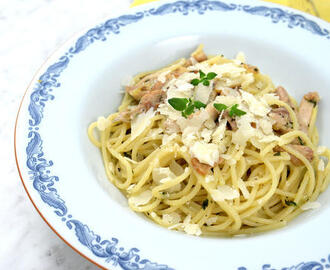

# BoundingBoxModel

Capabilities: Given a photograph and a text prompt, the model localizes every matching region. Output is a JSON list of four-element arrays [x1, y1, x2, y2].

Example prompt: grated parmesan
[[300, 201, 321, 211], [131, 108, 155, 140], [96, 116, 110, 131], [190, 141, 219, 166], [128, 190, 153, 206], [210, 185, 239, 202], [162, 212, 181, 225]]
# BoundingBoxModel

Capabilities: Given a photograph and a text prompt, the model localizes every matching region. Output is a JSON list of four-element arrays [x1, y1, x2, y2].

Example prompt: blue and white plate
[[15, 0, 330, 269]]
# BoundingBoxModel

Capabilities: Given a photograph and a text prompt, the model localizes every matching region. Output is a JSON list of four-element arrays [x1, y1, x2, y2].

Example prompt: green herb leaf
[[194, 100, 206, 109], [202, 199, 209, 210], [285, 200, 297, 207], [274, 152, 281, 156], [229, 104, 246, 117], [206, 72, 217, 80], [190, 79, 200, 86], [199, 70, 206, 79], [202, 80, 210, 86], [168, 98, 188, 111], [181, 111, 187, 118], [184, 104, 195, 116], [213, 103, 228, 112], [298, 136, 304, 145]]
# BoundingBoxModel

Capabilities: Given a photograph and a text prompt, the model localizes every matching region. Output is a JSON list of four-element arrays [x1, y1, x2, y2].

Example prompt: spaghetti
[[88, 45, 329, 236]]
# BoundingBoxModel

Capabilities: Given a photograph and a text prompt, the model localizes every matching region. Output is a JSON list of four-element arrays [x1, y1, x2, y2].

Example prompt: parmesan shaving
[[128, 190, 152, 206], [300, 201, 321, 211], [210, 185, 239, 202]]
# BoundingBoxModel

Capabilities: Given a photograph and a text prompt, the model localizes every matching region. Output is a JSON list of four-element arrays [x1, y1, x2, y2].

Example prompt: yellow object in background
[[131, 0, 330, 22]]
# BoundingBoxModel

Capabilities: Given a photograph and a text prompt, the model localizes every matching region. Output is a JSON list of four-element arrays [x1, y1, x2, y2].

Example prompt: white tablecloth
[[0, 0, 131, 268]]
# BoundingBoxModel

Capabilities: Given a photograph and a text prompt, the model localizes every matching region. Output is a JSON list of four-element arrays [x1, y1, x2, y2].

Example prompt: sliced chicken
[[275, 86, 297, 113], [190, 44, 208, 63], [191, 157, 224, 176], [268, 107, 292, 134], [273, 145, 313, 166], [191, 158, 212, 175], [115, 90, 165, 122], [126, 73, 160, 100], [192, 49, 207, 62], [297, 92, 320, 134], [139, 90, 165, 111], [172, 66, 188, 78]]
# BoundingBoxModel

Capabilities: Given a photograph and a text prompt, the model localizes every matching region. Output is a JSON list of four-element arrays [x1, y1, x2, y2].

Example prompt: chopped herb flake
[[298, 136, 304, 145], [274, 152, 281, 156], [285, 200, 297, 207], [202, 199, 209, 210]]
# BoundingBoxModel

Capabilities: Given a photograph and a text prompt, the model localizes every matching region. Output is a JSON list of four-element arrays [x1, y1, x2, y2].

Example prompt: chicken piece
[[126, 73, 158, 100], [191, 157, 224, 176], [164, 119, 181, 134], [191, 158, 211, 175], [114, 110, 131, 123], [115, 90, 165, 122], [289, 145, 314, 165], [151, 80, 165, 91], [268, 107, 292, 134], [275, 86, 297, 112], [191, 45, 207, 63], [172, 66, 188, 78], [273, 145, 313, 166], [275, 86, 291, 105], [297, 92, 320, 134], [139, 90, 165, 111]]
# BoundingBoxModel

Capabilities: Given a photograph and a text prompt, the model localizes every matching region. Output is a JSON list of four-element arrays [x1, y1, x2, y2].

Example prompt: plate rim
[[14, 0, 330, 269]]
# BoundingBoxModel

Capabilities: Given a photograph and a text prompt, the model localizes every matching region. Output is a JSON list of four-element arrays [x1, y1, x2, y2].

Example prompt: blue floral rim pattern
[[24, 0, 330, 269]]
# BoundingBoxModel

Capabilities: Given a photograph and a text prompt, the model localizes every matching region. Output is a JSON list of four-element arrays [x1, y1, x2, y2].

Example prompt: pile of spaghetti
[[88, 45, 329, 236]]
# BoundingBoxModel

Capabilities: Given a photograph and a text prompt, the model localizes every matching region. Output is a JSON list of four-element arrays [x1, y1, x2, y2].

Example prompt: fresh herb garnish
[[274, 152, 281, 156], [213, 103, 228, 112], [168, 98, 189, 111], [213, 103, 246, 117], [285, 200, 297, 207], [202, 199, 209, 210], [298, 136, 304, 145], [193, 100, 207, 109], [190, 70, 217, 86], [229, 104, 247, 117], [168, 97, 206, 118]]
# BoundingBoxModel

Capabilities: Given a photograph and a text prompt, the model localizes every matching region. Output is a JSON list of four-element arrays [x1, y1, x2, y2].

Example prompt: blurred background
[[1, 0, 328, 269]]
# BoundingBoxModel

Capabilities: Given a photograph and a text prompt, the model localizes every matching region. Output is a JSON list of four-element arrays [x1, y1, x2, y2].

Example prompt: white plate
[[15, 0, 330, 269]]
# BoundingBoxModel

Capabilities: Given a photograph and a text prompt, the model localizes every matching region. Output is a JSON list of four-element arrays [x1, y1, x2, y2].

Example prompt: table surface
[[1, 0, 130, 269], [2, 0, 328, 269]]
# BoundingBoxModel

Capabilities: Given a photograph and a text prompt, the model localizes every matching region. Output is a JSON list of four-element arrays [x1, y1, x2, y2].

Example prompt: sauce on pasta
[[88, 45, 329, 236]]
